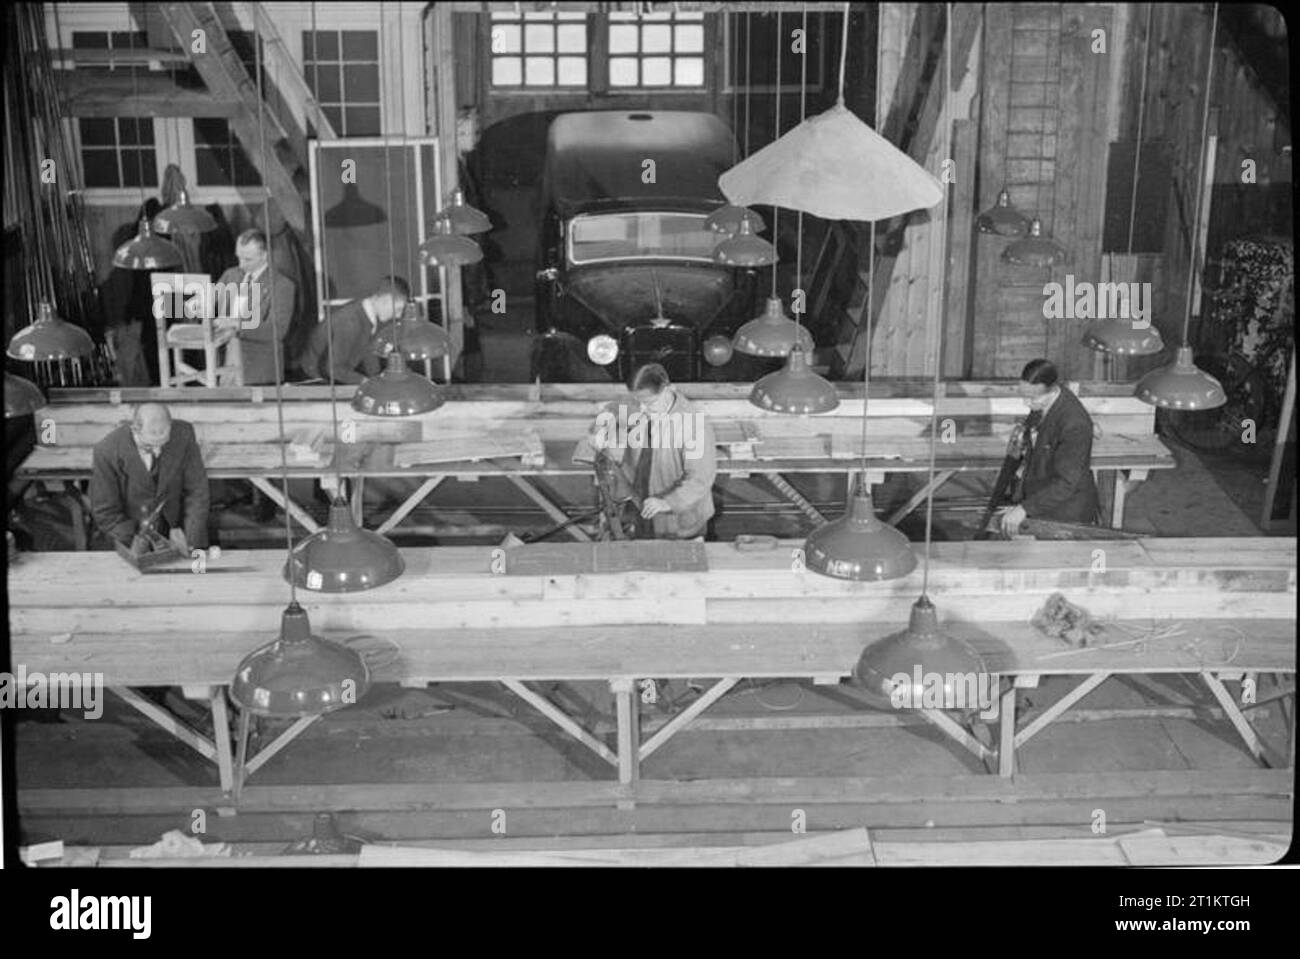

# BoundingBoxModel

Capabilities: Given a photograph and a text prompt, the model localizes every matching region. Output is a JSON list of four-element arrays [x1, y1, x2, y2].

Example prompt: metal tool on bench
[[114, 500, 185, 570], [502, 448, 643, 546]]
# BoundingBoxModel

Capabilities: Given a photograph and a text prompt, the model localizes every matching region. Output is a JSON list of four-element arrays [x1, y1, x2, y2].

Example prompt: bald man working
[[90, 403, 210, 551]]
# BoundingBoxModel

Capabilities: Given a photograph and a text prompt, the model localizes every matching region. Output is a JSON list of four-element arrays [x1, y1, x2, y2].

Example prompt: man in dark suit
[[90, 403, 210, 551], [299, 277, 408, 384], [216, 228, 296, 385], [1000, 358, 1100, 535]]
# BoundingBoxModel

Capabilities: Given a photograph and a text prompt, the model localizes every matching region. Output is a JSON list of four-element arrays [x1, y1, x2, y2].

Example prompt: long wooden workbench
[[9, 538, 1294, 798], [11, 381, 1175, 539]]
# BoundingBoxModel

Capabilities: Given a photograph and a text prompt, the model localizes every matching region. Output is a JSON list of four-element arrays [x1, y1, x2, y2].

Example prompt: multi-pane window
[[727, 13, 828, 91], [489, 11, 587, 88], [193, 118, 262, 187], [302, 30, 381, 136], [78, 117, 157, 189], [71, 32, 158, 188], [608, 10, 704, 88]]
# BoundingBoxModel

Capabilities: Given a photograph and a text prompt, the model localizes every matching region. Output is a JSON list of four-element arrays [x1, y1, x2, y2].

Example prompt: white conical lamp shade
[[718, 103, 944, 221]]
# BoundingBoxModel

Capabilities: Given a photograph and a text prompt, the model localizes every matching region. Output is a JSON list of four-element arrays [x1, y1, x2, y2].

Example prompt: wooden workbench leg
[[1203, 672, 1282, 767], [233, 708, 251, 800], [248, 476, 321, 534], [611, 678, 639, 786], [999, 683, 1017, 778], [377, 477, 444, 534], [1111, 472, 1128, 529], [211, 688, 234, 795]]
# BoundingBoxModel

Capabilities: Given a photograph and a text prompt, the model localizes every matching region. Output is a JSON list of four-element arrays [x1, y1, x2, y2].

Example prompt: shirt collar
[[245, 264, 268, 283], [1038, 387, 1062, 418], [361, 297, 380, 331]]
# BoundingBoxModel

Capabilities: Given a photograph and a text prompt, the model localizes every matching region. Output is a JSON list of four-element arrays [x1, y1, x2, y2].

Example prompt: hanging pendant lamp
[[4, 372, 45, 417], [7, 301, 95, 361], [975, 189, 1030, 237], [1135, 344, 1226, 409], [854, 4, 990, 714], [420, 217, 483, 266], [438, 188, 492, 235], [1135, 6, 1225, 411], [803, 482, 917, 581], [285, 499, 404, 592], [718, 101, 943, 221], [374, 311, 451, 362], [733, 295, 814, 357], [352, 350, 444, 416], [712, 218, 776, 267], [1002, 218, 1068, 266], [1081, 317, 1165, 355], [152, 189, 217, 235], [230, 601, 370, 717], [855, 595, 989, 712], [705, 204, 765, 236], [749, 344, 839, 413], [112, 216, 183, 270]]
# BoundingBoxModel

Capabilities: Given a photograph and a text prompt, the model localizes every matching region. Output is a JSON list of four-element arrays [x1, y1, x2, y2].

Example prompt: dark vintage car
[[534, 110, 769, 384]]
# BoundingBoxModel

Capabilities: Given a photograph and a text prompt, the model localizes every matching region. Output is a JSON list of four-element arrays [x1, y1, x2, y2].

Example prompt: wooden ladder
[[157, 2, 307, 232]]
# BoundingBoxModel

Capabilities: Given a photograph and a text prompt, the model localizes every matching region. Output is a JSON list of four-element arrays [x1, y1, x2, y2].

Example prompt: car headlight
[[587, 334, 618, 365]]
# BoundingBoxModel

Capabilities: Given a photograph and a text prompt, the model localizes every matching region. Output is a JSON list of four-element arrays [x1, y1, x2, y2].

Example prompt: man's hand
[[168, 528, 189, 553], [641, 496, 671, 520], [998, 504, 1027, 538]]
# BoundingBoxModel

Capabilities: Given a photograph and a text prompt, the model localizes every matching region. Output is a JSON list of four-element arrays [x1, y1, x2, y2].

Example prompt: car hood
[[564, 263, 733, 333]]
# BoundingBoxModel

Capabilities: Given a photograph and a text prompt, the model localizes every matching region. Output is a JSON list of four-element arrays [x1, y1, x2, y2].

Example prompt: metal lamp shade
[[152, 189, 217, 234], [420, 218, 483, 266], [704, 204, 765, 235], [976, 189, 1030, 237], [4, 372, 45, 417], [230, 602, 370, 718], [712, 219, 777, 267], [352, 351, 445, 416], [1134, 345, 1227, 410], [749, 345, 840, 414], [375, 316, 451, 361], [717, 102, 943, 220], [1002, 218, 1068, 266], [7, 302, 95, 361], [803, 486, 917, 581], [112, 217, 184, 270], [854, 596, 990, 713], [733, 296, 815, 356], [285, 501, 404, 592], [1081, 317, 1165, 355], [702, 334, 734, 367], [439, 188, 492, 235]]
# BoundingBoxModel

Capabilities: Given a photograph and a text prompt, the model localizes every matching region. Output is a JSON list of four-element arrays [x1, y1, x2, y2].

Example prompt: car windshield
[[568, 212, 718, 265]]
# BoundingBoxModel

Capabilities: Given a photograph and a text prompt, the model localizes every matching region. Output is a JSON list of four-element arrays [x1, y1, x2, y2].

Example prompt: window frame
[[301, 27, 383, 139], [487, 10, 591, 92], [605, 9, 707, 92]]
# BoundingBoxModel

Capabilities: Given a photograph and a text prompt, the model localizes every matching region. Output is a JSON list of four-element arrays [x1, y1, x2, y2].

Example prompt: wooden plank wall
[[1118, 3, 1293, 382], [970, 3, 1111, 380]]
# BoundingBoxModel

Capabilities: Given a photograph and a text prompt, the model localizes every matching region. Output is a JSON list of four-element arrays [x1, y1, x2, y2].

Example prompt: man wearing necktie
[[90, 403, 210, 552], [999, 358, 1100, 536], [215, 229, 296, 385]]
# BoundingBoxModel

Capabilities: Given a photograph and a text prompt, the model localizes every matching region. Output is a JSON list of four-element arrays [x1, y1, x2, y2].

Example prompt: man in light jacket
[[583, 363, 717, 540]]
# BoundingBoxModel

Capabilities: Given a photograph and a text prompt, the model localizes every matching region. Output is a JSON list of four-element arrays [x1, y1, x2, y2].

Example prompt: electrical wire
[[857, 3, 878, 486], [1179, 3, 1219, 344], [310, 1, 342, 467], [920, 3, 953, 598], [256, 6, 296, 604], [794, 3, 808, 321], [836, 1, 850, 106], [771, 10, 782, 301], [380, 1, 402, 365]]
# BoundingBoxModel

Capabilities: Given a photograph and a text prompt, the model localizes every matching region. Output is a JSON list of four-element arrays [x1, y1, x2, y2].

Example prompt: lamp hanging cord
[[771, 10, 782, 300], [858, 2, 880, 481], [921, 3, 953, 599], [743, 12, 751, 158], [1180, 2, 1219, 345], [837, 1, 850, 106], [256, 12, 295, 603], [311, 1, 342, 478], [1125, 4, 1154, 257], [795, 4, 808, 323], [380, 1, 402, 362]]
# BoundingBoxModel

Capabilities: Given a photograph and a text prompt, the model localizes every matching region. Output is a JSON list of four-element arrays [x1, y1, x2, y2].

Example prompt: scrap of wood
[[394, 429, 544, 468]]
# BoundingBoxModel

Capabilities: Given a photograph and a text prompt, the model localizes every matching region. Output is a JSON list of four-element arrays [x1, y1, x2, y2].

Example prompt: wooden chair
[[151, 273, 244, 387]]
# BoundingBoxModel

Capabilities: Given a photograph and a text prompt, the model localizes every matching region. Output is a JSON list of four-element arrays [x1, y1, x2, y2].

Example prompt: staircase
[[157, 2, 335, 234]]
